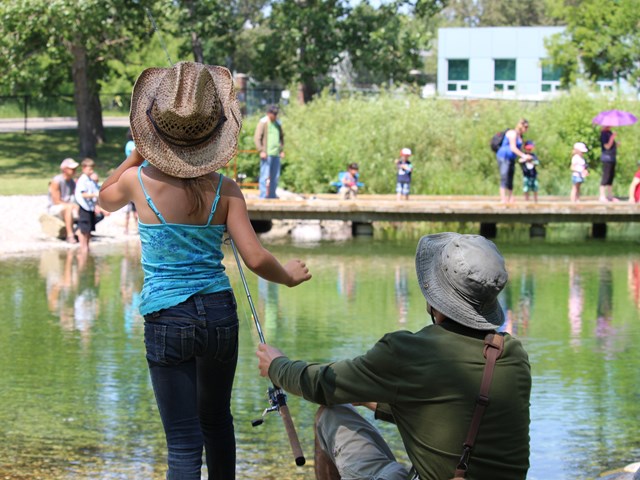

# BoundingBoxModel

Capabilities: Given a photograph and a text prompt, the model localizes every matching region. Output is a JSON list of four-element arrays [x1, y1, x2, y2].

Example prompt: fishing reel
[[251, 386, 287, 427]]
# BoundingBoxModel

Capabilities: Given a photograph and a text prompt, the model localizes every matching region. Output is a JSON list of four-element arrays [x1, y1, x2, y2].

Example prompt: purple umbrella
[[592, 109, 638, 127]]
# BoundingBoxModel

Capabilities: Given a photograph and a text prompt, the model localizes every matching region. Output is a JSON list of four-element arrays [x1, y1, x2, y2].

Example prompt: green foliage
[[0, 128, 130, 195], [2, 92, 639, 199], [545, 0, 640, 87], [343, 3, 434, 85], [439, 0, 559, 27], [240, 90, 640, 198]]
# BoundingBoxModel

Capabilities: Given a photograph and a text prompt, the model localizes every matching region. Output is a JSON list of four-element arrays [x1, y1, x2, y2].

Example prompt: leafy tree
[[251, 0, 446, 102], [0, 0, 153, 158], [545, 0, 640, 88], [342, 2, 434, 86], [440, 0, 559, 27], [252, 0, 349, 103], [170, 0, 267, 71]]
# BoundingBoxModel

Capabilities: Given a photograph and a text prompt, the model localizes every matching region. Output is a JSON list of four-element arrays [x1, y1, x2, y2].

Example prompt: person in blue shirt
[[99, 62, 311, 479], [496, 119, 532, 203]]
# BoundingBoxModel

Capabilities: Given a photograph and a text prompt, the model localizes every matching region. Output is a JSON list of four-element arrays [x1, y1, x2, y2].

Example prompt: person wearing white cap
[[257, 233, 531, 480], [570, 142, 589, 202], [98, 61, 311, 479], [47, 157, 80, 243], [395, 148, 414, 201]]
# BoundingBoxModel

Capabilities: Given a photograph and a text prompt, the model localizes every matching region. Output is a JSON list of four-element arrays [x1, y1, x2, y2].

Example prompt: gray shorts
[[316, 405, 410, 480]]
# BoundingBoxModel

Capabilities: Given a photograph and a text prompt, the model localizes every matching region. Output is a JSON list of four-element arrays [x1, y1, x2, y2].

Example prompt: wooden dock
[[244, 194, 640, 237]]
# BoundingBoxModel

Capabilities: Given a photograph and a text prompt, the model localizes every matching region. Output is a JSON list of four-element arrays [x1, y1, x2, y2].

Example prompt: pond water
[[1, 237, 639, 480]]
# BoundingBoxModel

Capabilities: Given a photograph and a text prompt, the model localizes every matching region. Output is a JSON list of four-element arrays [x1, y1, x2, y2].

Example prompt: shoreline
[[0, 194, 352, 257], [1, 195, 140, 257]]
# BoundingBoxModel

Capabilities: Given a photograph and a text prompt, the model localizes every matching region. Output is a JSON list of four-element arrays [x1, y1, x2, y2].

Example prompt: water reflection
[[596, 264, 614, 338], [394, 265, 409, 325], [1, 242, 640, 480], [41, 250, 101, 346], [629, 260, 640, 310], [568, 262, 584, 347]]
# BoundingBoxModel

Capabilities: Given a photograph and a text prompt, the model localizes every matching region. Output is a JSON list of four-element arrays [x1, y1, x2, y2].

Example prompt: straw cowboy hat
[[415, 233, 508, 330], [129, 61, 242, 178]]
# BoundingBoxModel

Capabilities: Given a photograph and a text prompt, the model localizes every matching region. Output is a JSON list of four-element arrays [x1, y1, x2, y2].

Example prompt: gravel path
[[0, 195, 138, 257]]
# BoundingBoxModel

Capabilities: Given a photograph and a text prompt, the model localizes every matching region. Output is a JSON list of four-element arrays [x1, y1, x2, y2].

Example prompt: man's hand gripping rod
[[227, 237, 306, 467]]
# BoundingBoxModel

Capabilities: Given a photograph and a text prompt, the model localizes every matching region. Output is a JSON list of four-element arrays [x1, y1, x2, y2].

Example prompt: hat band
[[146, 100, 227, 148]]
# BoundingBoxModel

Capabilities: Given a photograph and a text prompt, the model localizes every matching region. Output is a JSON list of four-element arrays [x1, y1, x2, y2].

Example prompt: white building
[[436, 26, 626, 100]]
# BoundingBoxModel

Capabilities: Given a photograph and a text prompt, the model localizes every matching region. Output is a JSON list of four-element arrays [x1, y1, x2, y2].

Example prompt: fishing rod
[[227, 237, 306, 467]]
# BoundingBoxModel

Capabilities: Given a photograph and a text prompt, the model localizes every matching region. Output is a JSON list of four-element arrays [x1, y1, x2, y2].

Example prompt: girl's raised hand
[[284, 259, 311, 287]]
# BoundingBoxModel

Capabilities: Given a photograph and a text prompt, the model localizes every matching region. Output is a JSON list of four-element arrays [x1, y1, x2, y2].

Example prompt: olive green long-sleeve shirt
[[268, 321, 531, 480]]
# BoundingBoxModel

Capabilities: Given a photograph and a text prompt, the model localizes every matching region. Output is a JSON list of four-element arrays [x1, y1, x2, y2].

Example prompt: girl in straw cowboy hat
[[99, 62, 311, 479]]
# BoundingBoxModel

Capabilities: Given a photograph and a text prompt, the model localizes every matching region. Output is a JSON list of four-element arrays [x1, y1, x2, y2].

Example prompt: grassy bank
[[1, 90, 638, 197]]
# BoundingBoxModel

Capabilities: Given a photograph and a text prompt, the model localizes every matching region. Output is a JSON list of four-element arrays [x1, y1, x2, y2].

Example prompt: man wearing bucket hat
[[99, 61, 311, 479], [257, 233, 531, 480]]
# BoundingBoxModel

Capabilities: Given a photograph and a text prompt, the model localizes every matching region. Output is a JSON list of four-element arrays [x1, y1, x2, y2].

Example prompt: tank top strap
[[137, 165, 167, 224], [205, 174, 224, 226]]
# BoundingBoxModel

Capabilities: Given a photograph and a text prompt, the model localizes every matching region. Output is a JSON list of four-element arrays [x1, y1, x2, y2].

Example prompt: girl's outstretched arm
[[225, 180, 311, 287]]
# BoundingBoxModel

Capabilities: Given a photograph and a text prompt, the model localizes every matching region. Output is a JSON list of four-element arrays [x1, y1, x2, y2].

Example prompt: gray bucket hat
[[415, 233, 508, 330]]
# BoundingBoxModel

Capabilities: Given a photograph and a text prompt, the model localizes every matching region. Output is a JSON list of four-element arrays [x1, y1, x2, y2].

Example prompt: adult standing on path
[[257, 233, 531, 480], [254, 104, 284, 199], [599, 126, 618, 202], [496, 119, 531, 203], [99, 61, 311, 479], [48, 158, 79, 243]]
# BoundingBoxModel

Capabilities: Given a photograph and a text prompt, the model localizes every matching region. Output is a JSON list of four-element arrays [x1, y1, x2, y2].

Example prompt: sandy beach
[[0, 195, 139, 257]]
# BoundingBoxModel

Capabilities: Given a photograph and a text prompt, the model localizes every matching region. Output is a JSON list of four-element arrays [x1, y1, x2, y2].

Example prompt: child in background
[[90, 172, 108, 224], [339, 162, 360, 199], [570, 142, 589, 202], [123, 129, 139, 234], [395, 147, 413, 201], [520, 141, 540, 203], [75, 158, 100, 252]]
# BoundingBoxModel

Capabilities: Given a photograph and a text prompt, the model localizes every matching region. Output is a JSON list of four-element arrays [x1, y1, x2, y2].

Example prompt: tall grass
[[1, 90, 638, 197], [261, 89, 639, 197]]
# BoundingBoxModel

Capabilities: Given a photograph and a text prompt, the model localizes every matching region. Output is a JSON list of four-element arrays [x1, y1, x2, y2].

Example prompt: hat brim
[[415, 233, 505, 330], [129, 65, 242, 178]]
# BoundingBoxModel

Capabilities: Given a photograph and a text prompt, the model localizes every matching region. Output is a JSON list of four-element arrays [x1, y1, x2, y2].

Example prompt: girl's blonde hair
[[183, 176, 214, 216]]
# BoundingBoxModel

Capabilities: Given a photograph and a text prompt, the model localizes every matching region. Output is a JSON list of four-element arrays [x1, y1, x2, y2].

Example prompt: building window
[[447, 59, 469, 92], [541, 64, 562, 92], [494, 59, 516, 92]]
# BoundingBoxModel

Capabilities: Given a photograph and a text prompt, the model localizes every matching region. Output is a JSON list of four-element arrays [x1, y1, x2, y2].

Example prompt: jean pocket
[[144, 322, 201, 365], [214, 322, 239, 363]]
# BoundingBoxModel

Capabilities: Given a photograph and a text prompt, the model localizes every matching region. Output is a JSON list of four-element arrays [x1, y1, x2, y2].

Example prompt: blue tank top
[[496, 131, 522, 162], [137, 166, 231, 315]]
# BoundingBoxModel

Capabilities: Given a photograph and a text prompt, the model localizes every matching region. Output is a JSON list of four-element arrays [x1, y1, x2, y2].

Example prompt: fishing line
[[143, 5, 174, 67]]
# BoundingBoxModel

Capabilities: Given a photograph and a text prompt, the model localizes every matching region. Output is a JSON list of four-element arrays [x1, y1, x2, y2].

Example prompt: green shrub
[[233, 89, 639, 197]]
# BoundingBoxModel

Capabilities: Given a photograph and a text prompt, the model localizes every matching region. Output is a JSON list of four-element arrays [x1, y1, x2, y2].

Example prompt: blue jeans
[[259, 155, 281, 198], [144, 290, 239, 480]]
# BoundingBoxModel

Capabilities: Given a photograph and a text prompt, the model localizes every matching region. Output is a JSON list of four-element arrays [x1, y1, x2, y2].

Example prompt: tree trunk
[[185, 0, 204, 63], [191, 31, 204, 63], [91, 92, 105, 146], [69, 42, 98, 158]]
